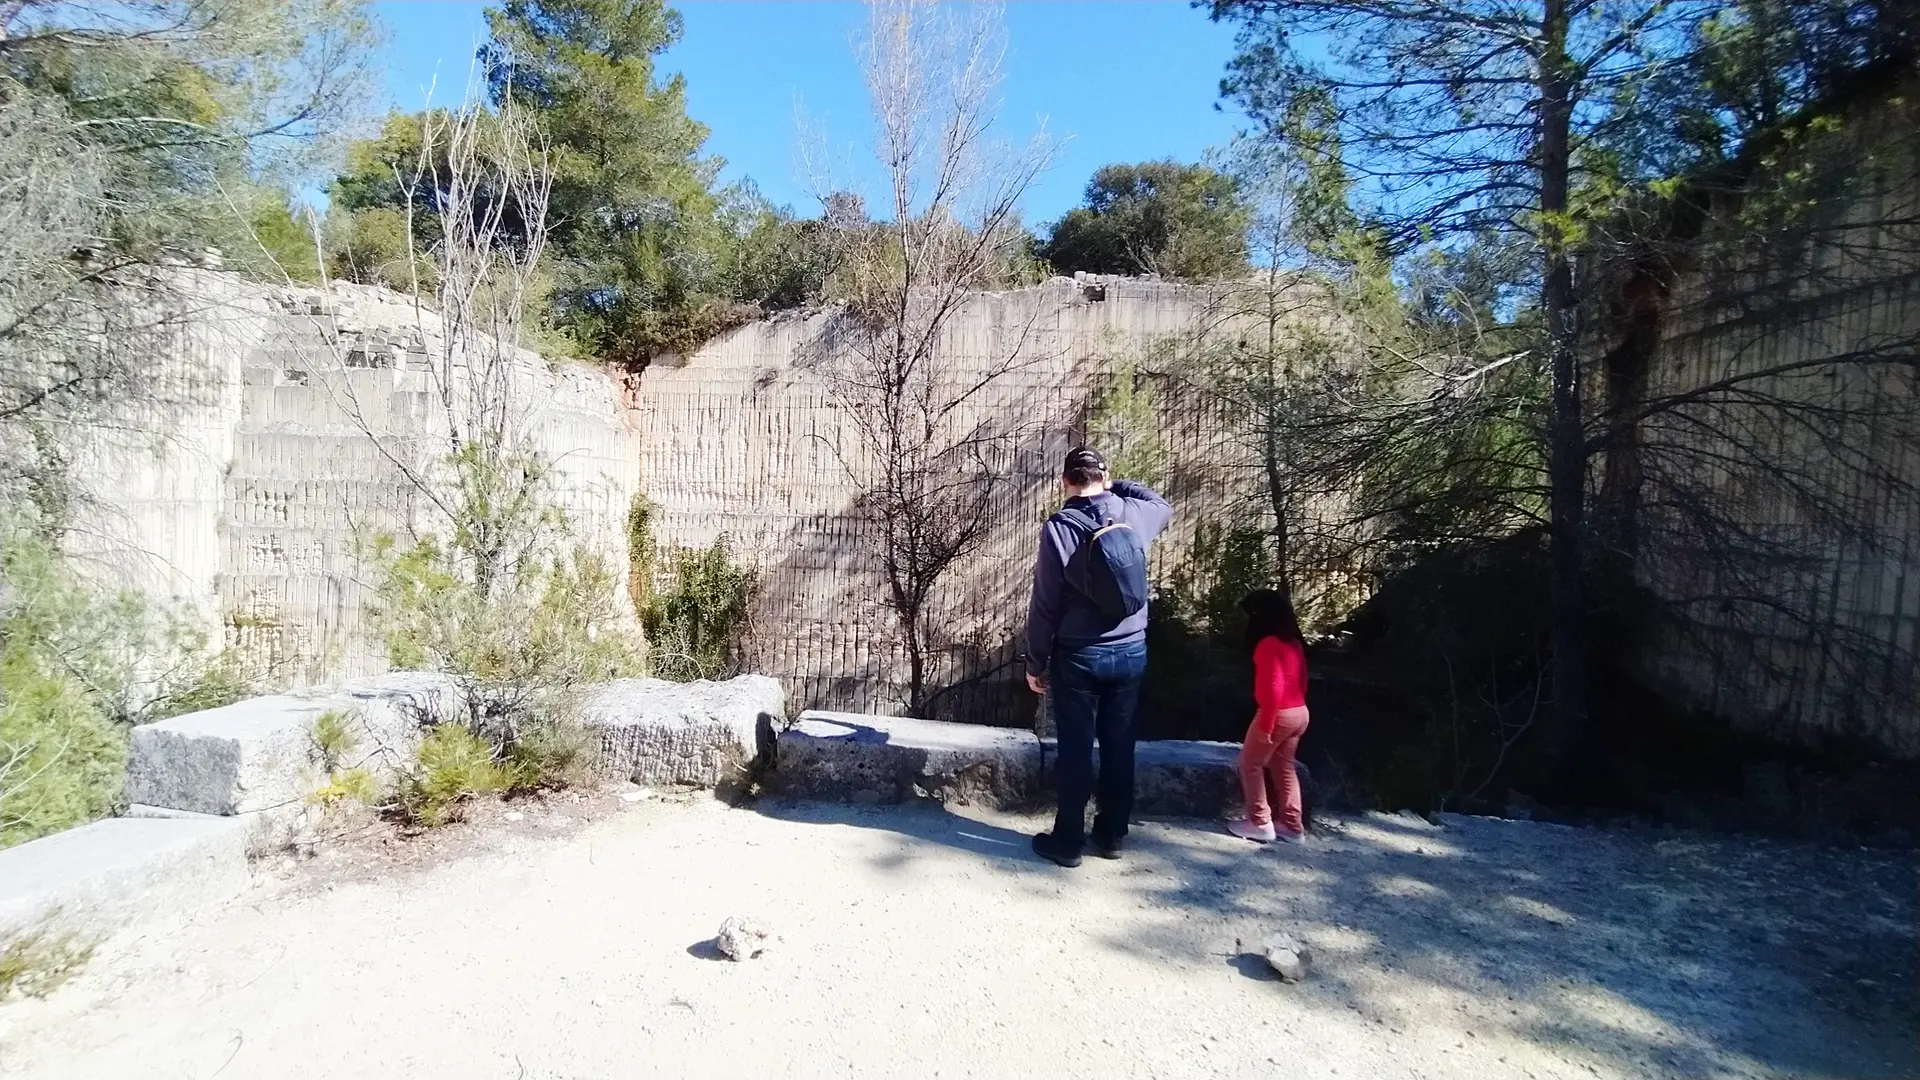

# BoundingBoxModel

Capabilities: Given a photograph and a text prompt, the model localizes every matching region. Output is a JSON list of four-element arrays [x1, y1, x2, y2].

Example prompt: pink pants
[[1238, 707, 1309, 834]]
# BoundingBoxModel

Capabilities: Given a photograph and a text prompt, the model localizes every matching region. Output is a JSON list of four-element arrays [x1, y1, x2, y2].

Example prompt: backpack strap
[[1056, 505, 1103, 536], [1057, 504, 1135, 553]]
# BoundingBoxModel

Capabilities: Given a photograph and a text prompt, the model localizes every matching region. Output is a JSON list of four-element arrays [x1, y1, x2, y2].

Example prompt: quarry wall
[[61, 274, 641, 682]]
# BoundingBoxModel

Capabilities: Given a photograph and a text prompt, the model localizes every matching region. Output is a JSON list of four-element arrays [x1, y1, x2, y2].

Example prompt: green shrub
[[502, 719, 593, 791], [1159, 521, 1277, 638], [1087, 359, 1168, 488], [310, 766, 381, 808], [396, 725, 507, 827], [1, 524, 268, 847], [304, 710, 382, 810], [363, 444, 643, 822], [0, 645, 128, 848], [308, 710, 359, 773], [144, 647, 260, 722], [627, 496, 755, 682]]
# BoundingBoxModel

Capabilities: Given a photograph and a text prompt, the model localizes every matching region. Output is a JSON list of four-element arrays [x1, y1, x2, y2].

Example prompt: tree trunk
[[1538, 0, 1592, 778], [905, 606, 927, 717], [1266, 417, 1291, 588], [1262, 271, 1292, 590]]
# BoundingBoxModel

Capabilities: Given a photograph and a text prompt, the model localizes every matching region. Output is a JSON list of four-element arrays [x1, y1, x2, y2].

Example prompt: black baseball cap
[[1063, 446, 1108, 474]]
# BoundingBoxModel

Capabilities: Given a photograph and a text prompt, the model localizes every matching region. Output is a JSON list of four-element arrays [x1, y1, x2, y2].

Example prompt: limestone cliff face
[[632, 277, 1279, 723], [57, 270, 1306, 723], [61, 274, 641, 683]]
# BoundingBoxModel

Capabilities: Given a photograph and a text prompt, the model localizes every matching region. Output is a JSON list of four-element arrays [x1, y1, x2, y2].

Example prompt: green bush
[[310, 766, 380, 809], [395, 724, 508, 827], [304, 710, 383, 811], [0, 643, 128, 849], [363, 444, 643, 823], [308, 710, 359, 773], [501, 719, 593, 792], [1, 525, 259, 848], [627, 496, 755, 683], [1087, 359, 1168, 488]]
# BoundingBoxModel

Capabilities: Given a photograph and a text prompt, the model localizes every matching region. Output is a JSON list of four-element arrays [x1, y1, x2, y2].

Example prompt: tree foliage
[[480, 0, 737, 363], [1208, 0, 1919, 787], [1040, 160, 1249, 279], [1, 522, 256, 846], [1, 0, 377, 519], [324, 0, 861, 365], [334, 92, 643, 817]]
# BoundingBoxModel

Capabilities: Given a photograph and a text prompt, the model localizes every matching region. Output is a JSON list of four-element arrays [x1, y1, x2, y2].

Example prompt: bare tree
[[801, 1, 1056, 717], [292, 79, 637, 746]]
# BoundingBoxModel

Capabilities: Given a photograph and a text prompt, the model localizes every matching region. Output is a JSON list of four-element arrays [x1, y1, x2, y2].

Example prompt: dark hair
[[1240, 588, 1303, 652], [1063, 445, 1109, 487]]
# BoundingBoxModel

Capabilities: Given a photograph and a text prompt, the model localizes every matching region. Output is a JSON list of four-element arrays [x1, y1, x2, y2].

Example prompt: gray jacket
[[1024, 480, 1174, 676]]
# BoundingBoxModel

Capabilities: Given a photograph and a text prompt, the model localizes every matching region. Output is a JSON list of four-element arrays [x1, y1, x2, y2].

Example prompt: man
[[1025, 446, 1173, 868]]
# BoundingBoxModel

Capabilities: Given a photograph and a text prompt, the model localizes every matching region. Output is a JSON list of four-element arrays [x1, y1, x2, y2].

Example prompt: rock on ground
[[1, 802, 1912, 1080], [715, 917, 772, 961], [1262, 933, 1313, 983]]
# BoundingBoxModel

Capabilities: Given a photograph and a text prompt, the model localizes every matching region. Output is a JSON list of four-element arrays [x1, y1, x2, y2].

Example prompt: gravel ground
[[2, 795, 1913, 1080]]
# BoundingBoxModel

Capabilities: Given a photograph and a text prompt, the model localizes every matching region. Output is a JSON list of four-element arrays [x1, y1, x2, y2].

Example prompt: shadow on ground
[[755, 797, 1918, 1080]]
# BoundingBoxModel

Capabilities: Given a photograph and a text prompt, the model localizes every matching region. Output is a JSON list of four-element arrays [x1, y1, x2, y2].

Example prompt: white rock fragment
[[715, 916, 773, 961], [1263, 933, 1313, 983], [503, 811, 525, 823], [620, 788, 654, 803]]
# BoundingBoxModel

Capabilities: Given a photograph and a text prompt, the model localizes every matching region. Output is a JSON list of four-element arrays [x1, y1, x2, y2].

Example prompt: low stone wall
[[126, 672, 468, 853], [0, 673, 792, 958], [6, 678, 1275, 963], [125, 672, 790, 854], [768, 710, 1257, 818], [0, 815, 250, 947]]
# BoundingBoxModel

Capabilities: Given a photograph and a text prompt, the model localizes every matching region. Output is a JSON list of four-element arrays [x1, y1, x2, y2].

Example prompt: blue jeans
[[1049, 638, 1148, 851]]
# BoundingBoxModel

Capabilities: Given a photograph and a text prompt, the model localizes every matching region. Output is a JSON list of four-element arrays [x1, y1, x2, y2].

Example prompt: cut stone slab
[[771, 711, 1044, 807], [771, 712, 1283, 819], [0, 816, 248, 945], [1130, 740, 1246, 817], [124, 672, 465, 851], [1036, 738, 1245, 817], [1058, 740, 1313, 820], [580, 675, 785, 789]]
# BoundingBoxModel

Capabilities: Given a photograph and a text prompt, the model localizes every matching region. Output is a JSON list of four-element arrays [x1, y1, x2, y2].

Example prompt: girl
[[1227, 588, 1310, 843]]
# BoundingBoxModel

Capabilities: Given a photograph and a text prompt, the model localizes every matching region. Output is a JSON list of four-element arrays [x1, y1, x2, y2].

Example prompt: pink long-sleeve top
[[1253, 635, 1308, 716]]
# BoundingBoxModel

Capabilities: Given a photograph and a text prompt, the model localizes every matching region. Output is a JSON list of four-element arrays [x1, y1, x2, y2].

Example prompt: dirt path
[[2, 797, 1913, 1080]]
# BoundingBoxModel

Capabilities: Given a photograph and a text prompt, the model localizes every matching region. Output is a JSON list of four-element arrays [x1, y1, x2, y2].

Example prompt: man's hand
[[1026, 672, 1048, 695]]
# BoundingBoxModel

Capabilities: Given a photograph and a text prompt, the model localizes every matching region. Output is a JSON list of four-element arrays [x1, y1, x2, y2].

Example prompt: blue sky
[[371, 1, 1248, 226]]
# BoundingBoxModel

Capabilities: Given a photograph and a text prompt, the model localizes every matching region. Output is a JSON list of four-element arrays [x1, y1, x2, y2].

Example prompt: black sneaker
[[1031, 832, 1083, 868], [1090, 836, 1124, 860]]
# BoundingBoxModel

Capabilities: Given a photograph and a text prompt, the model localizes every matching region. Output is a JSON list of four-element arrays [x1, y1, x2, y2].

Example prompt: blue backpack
[[1059, 502, 1151, 622]]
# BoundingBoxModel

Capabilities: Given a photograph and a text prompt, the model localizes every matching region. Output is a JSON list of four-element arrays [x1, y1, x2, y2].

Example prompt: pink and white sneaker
[[1226, 818, 1277, 843]]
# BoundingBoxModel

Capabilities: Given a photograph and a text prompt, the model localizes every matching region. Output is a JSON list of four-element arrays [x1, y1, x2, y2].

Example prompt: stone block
[[0, 816, 248, 945], [1131, 740, 1246, 817], [771, 712, 1259, 818], [1035, 738, 1245, 816], [579, 675, 785, 789], [125, 673, 464, 820], [771, 711, 1043, 807]]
